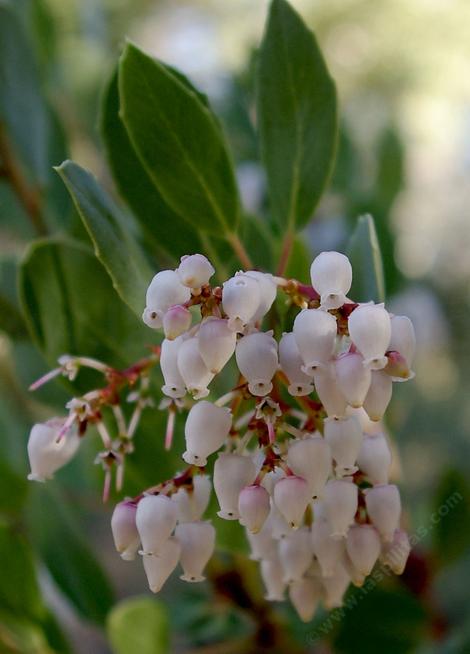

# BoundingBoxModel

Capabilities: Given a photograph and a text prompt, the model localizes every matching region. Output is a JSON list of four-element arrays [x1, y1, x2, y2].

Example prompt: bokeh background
[[1, 0, 470, 652]]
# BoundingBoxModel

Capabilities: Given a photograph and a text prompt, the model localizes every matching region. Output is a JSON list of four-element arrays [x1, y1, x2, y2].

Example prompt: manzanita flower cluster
[[26, 251, 415, 622]]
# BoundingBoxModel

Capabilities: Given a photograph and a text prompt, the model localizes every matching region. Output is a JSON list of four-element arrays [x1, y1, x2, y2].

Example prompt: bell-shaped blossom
[[177, 254, 214, 289], [324, 415, 363, 476], [245, 271, 277, 323], [348, 303, 391, 370], [385, 350, 413, 381], [27, 419, 80, 482], [261, 552, 286, 601], [363, 370, 393, 422], [389, 315, 416, 368], [182, 401, 232, 466], [313, 365, 347, 418], [293, 309, 337, 374], [321, 564, 350, 608], [380, 529, 410, 574], [279, 332, 314, 396], [323, 479, 358, 539], [310, 251, 352, 310], [160, 337, 186, 399], [235, 331, 278, 396], [238, 485, 270, 533], [175, 520, 215, 582], [111, 500, 140, 561], [265, 501, 290, 539], [162, 305, 192, 340], [335, 352, 371, 408], [346, 524, 381, 576], [173, 475, 212, 522], [177, 337, 214, 399], [246, 523, 277, 561], [357, 433, 391, 485], [341, 550, 366, 588], [145, 270, 191, 314], [289, 577, 322, 622], [136, 494, 177, 555], [142, 537, 181, 593], [142, 307, 163, 329], [286, 436, 331, 499], [311, 516, 344, 577], [273, 475, 311, 529], [213, 453, 256, 520], [261, 468, 285, 496], [279, 528, 313, 583], [198, 318, 236, 374], [222, 273, 261, 332], [365, 484, 401, 542]]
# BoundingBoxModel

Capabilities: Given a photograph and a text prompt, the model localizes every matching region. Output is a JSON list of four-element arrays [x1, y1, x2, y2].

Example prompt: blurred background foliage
[[0, 0, 470, 652]]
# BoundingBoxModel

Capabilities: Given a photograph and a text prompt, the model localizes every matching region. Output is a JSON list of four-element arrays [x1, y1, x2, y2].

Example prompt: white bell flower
[[173, 475, 212, 522], [279, 527, 313, 583], [313, 365, 347, 418], [213, 453, 256, 520], [310, 251, 352, 310], [273, 475, 311, 529], [111, 500, 140, 561], [182, 401, 232, 466], [346, 524, 381, 576], [244, 270, 277, 323], [334, 352, 371, 408], [311, 515, 344, 577], [363, 370, 393, 422], [365, 484, 401, 542], [279, 332, 314, 396], [198, 318, 236, 374], [142, 537, 181, 593], [286, 436, 331, 499], [27, 419, 80, 482], [145, 270, 191, 314], [323, 479, 358, 539], [235, 331, 278, 396], [160, 337, 186, 399], [175, 520, 215, 582], [324, 415, 363, 476], [348, 303, 391, 370], [177, 254, 215, 289], [380, 529, 410, 574], [357, 433, 391, 485], [238, 484, 271, 533], [293, 309, 337, 374], [136, 494, 177, 555], [177, 337, 214, 399], [222, 273, 261, 332], [162, 305, 192, 340], [289, 577, 321, 622]]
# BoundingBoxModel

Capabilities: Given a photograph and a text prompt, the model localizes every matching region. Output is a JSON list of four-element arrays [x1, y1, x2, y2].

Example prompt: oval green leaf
[[107, 597, 169, 654]]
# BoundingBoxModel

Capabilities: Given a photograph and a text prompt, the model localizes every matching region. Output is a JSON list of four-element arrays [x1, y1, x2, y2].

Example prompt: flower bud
[[246, 523, 277, 561], [183, 401, 232, 466], [385, 350, 412, 381], [161, 337, 186, 399], [313, 365, 347, 418], [146, 270, 191, 313], [162, 305, 192, 340], [311, 516, 344, 577], [348, 304, 391, 370], [380, 529, 410, 574], [293, 309, 337, 374], [198, 318, 236, 374], [365, 484, 401, 542], [235, 331, 278, 396], [27, 419, 80, 482], [346, 524, 381, 576], [261, 468, 285, 496], [244, 271, 277, 322], [286, 436, 331, 499], [363, 370, 393, 422], [321, 564, 350, 608], [177, 254, 214, 288], [238, 485, 271, 533], [323, 479, 358, 539], [213, 453, 256, 520], [261, 552, 286, 601], [173, 475, 212, 522], [265, 501, 290, 539], [289, 577, 321, 622], [324, 415, 363, 476], [175, 520, 215, 582], [177, 337, 214, 399], [279, 528, 313, 583], [136, 494, 177, 555], [142, 307, 162, 329], [222, 273, 261, 332], [310, 251, 352, 310], [341, 549, 366, 587], [357, 433, 391, 485], [335, 352, 371, 407], [273, 476, 311, 529], [389, 315, 416, 368], [279, 332, 314, 396], [111, 500, 140, 561], [142, 537, 181, 593]]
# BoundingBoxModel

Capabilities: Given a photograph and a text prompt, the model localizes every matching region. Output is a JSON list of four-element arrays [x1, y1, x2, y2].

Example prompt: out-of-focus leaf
[[347, 214, 385, 303], [0, 256, 28, 339], [432, 468, 470, 567], [285, 236, 311, 283], [107, 597, 170, 654], [375, 126, 405, 215], [0, 459, 28, 516], [56, 160, 152, 317], [0, 611, 55, 654], [241, 215, 275, 271], [119, 43, 241, 236], [257, 0, 337, 231]]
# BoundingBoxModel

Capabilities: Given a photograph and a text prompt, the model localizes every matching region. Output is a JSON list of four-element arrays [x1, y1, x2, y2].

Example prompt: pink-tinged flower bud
[[222, 273, 261, 332], [177, 254, 214, 288], [235, 331, 278, 396], [289, 577, 321, 622], [279, 528, 313, 583], [323, 479, 358, 539], [174, 475, 212, 522], [313, 365, 347, 418], [238, 485, 270, 533], [27, 419, 80, 482], [279, 332, 314, 396], [261, 552, 286, 601], [385, 350, 412, 381], [161, 337, 186, 399], [244, 271, 277, 322], [136, 494, 177, 555], [111, 501, 140, 561], [324, 415, 363, 476], [198, 318, 236, 374], [335, 352, 371, 408], [365, 484, 401, 542], [146, 270, 191, 313], [142, 537, 181, 593], [363, 370, 393, 421], [177, 337, 214, 399], [346, 524, 381, 576], [273, 476, 311, 529], [389, 315, 416, 368], [162, 305, 192, 340], [286, 436, 331, 499], [310, 251, 352, 310], [293, 309, 337, 374], [175, 520, 215, 582], [321, 564, 350, 608], [380, 529, 410, 574], [265, 501, 290, 539], [348, 303, 391, 370], [183, 401, 232, 466], [311, 516, 344, 577], [213, 453, 256, 520], [246, 523, 277, 561], [357, 433, 391, 485], [142, 307, 162, 329]]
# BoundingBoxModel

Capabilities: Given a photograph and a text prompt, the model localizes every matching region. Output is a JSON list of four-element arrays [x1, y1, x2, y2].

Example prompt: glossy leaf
[[107, 597, 170, 654], [347, 214, 385, 303], [257, 0, 337, 231]]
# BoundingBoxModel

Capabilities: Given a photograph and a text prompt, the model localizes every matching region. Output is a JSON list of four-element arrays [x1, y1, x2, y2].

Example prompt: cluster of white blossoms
[[26, 250, 415, 622]]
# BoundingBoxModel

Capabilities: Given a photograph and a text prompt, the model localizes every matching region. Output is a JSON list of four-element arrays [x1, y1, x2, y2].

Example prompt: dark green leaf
[[432, 468, 470, 567], [347, 214, 385, 303], [0, 459, 28, 516], [257, 0, 337, 231], [0, 611, 55, 654], [107, 597, 170, 654]]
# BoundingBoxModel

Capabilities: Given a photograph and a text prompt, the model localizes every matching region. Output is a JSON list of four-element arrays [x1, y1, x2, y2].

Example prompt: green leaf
[[257, 0, 338, 231], [432, 468, 470, 567], [118, 42, 240, 236], [56, 160, 152, 317], [347, 214, 385, 303], [0, 611, 55, 654], [0, 459, 28, 516], [107, 597, 170, 654]]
